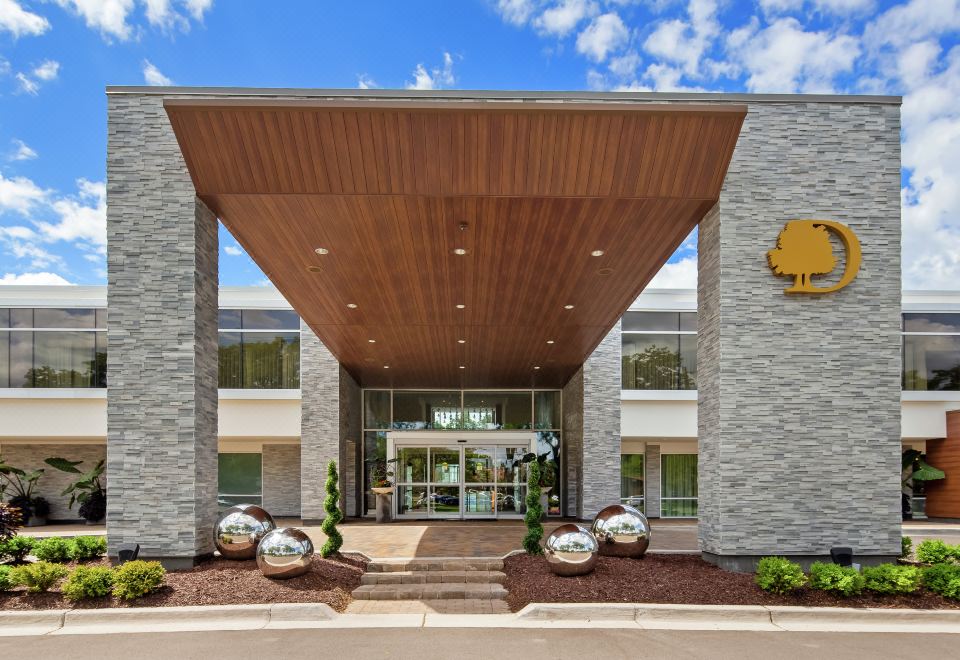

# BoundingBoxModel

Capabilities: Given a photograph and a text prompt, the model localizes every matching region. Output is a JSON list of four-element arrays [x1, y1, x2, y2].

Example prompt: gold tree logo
[[767, 219, 862, 294]]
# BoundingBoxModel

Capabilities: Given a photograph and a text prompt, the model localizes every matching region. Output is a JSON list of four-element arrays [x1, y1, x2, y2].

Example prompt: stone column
[[645, 444, 661, 518], [299, 323, 341, 522], [106, 92, 218, 568], [698, 100, 903, 571]]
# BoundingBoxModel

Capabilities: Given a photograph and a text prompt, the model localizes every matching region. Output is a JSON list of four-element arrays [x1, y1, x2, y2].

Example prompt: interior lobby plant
[[44, 457, 107, 523], [368, 457, 397, 495], [901, 449, 945, 519], [0, 458, 47, 526]]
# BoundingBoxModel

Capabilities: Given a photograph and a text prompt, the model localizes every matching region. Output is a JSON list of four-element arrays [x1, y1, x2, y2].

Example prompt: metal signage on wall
[[767, 220, 862, 294]]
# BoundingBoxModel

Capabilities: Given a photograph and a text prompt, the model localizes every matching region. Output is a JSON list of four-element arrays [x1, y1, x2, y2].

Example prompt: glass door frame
[[387, 431, 536, 520]]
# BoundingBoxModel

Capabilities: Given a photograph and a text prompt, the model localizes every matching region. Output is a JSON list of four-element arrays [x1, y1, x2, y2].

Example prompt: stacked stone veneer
[[263, 444, 301, 516], [644, 444, 661, 518], [107, 93, 219, 566], [0, 444, 106, 521], [698, 101, 902, 568], [299, 323, 341, 521], [339, 366, 362, 517]]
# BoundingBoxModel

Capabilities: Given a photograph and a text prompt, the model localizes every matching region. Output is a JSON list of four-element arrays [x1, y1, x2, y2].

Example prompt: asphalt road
[[8, 628, 958, 660]]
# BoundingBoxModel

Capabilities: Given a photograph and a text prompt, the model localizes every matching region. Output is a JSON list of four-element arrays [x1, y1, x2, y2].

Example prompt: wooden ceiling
[[165, 99, 745, 388]]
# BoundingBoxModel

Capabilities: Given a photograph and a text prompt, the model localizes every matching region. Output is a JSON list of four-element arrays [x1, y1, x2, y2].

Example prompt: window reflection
[[903, 335, 960, 391]]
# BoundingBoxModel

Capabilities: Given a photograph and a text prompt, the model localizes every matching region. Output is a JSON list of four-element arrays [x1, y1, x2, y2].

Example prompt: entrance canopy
[[165, 97, 745, 388]]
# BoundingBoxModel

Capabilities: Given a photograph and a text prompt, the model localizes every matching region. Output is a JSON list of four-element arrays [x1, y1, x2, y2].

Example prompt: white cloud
[[533, 0, 596, 37], [55, 0, 135, 41], [0, 171, 47, 214], [405, 52, 457, 90], [357, 74, 378, 89], [726, 17, 860, 93], [813, 0, 874, 13], [39, 178, 107, 252], [142, 0, 213, 31], [15, 72, 38, 95], [33, 59, 59, 80], [495, 0, 538, 26], [864, 0, 960, 51], [757, 0, 804, 13], [142, 59, 173, 85], [182, 0, 213, 21], [14, 59, 60, 95], [9, 138, 37, 161], [643, 0, 721, 77], [0, 0, 50, 37], [0, 272, 74, 285], [224, 245, 242, 256], [576, 12, 629, 62], [646, 255, 697, 289], [608, 50, 641, 78]]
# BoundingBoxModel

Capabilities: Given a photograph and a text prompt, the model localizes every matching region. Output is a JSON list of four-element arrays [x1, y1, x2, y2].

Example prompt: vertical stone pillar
[[299, 322, 340, 522], [338, 365, 361, 517], [106, 92, 218, 568], [698, 100, 903, 571], [645, 444, 661, 518], [561, 368, 583, 518]]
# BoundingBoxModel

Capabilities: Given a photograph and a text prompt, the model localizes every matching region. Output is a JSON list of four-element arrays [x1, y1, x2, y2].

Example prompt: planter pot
[[85, 518, 104, 526], [372, 487, 394, 495], [374, 491, 393, 523], [539, 487, 552, 519], [25, 516, 47, 527]]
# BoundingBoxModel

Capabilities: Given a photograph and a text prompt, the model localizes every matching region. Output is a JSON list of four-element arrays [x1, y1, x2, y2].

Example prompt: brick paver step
[[352, 582, 508, 601], [366, 558, 504, 573], [346, 599, 512, 615], [360, 570, 506, 585]]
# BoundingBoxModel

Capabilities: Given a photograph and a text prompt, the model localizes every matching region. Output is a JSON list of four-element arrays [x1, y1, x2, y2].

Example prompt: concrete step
[[366, 558, 504, 573], [360, 570, 506, 586], [352, 582, 509, 601]]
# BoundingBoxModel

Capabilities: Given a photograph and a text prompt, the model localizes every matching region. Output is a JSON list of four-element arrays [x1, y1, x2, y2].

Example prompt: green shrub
[[320, 460, 343, 558], [755, 556, 807, 594], [901, 536, 913, 559], [62, 566, 115, 601], [112, 560, 165, 600], [923, 563, 960, 600], [11, 561, 68, 593], [916, 539, 955, 565], [862, 563, 922, 594], [70, 536, 107, 562], [809, 562, 865, 596], [0, 565, 15, 591], [33, 536, 72, 563], [0, 535, 36, 562], [523, 462, 544, 555]]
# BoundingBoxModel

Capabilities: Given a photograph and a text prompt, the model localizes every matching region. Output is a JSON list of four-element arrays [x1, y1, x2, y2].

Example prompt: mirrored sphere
[[544, 523, 599, 577], [214, 504, 277, 560], [591, 504, 651, 558], [257, 527, 314, 579]]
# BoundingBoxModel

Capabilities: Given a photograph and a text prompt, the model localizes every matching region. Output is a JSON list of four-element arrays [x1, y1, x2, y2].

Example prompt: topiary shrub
[[70, 535, 107, 562], [62, 566, 115, 601], [0, 565, 15, 591], [523, 462, 544, 555], [320, 460, 343, 558], [11, 561, 68, 593], [755, 556, 806, 594], [862, 563, 922, 595], [809, 562, 865, 596], [33, 536, 72, 563], [923, 563, 960, 600], [916, 539, 954, 565], [0, 535, 35, 563], [901, 536, 913, 559], [112, 560, 165, 600]]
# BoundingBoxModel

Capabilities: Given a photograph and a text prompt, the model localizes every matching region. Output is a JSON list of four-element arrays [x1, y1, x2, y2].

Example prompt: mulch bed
[[503, 553, 960, 612], [0, 553, 366, 613]]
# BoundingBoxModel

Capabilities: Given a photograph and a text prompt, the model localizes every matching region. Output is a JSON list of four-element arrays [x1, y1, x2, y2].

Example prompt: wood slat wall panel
[[925, 411, 960, 518]]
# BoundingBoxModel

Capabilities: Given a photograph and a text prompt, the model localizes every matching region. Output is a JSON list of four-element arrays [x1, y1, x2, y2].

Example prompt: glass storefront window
[[621, 454, 644, 511], [32, 331, 96, 387], [534, 390, 561, 430], [463, 391, 531, 429], [661, 454, 698, 518], [0, 309, 107, 388], [392, 391, 461, 429], [364, 390, 391, 429], [622, 334, 680, 390], [679, 334, 697, 390], [903, 334, 960, 391], [218, 453, 262, 509], [241, 332, 299, 388], [903, 313, 960, 333]]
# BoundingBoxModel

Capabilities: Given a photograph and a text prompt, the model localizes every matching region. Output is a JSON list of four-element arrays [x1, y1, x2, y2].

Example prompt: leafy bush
[[0, 503, 21, 542], [523, 462, 544, 555], [62, 566, 115, 601], [33, 536, 72, 563], [0, 535, 36, 563], [862, 563, 922, 594], [0, 565, 14, 591], [755, 556, 807, 594], [11, 561, 68, 593], [923, 563, 960, 600], [901, 536, 913, 559], [70, 536, 107, 562], [320, 460, 343, 558], [916, 539, 955, 565], [809, 562, 865, 596], [112, 560, 165, 600]]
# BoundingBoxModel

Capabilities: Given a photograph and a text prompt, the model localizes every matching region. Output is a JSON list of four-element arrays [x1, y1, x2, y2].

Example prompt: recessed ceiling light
[[459, 365, 466, 369], [457, 339, 466, 344], [453, 248, 468, 255], [368, 339, 376, 343], [597, 267, 613, 276], [591, 250, 604, 257], [315, 248, 329, 255], [306, 266, 322, 273], [364, 357, 375, 363], [533, 366, 541, 370], [546, 340, 555, 344], [456, 304, 466, 309], [347, 303, 358, 309], [383, 365, 390, 369], [564, 304, 574, 310]]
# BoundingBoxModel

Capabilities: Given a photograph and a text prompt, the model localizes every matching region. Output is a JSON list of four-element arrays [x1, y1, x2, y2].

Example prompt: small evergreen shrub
[[320, 460, 343, 558], [11, 561, 68, 593], [916, 539, 954, 565], [62, 566, 115, 601], [33, 536, 72, 563], [862, 563, 922, 595], [0, 535, 35, 562], [755, 556, 807, 594], [70, 535, 107, 562], [112, 560, 165, 600], [523, 462, 544, 555], [809, 562, 865, 596], [923, 563, 960, 600], [0, 565, 14, 591], [901, 536, 913, 559]]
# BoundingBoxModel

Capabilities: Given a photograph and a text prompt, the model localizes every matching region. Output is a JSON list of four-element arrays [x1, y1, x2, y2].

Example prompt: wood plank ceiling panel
[[165, 99, 745, 388]]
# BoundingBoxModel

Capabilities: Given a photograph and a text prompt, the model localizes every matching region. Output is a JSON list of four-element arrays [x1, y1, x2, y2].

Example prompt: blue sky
[[0, 0, 958, 289]]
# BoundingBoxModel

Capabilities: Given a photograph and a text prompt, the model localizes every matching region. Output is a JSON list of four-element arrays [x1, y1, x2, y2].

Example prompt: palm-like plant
[[44, 457, 107, 522], [0, 458, 45, 524]]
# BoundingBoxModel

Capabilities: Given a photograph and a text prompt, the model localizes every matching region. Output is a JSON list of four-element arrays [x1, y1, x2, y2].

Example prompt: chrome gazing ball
[[591, 504, 651, 558], [256, 527, 314, 579], [214, 504, 277, 560], [544, 523, 599, 577]]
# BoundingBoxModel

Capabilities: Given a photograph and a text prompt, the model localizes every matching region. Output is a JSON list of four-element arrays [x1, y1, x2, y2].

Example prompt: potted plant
[[367, 457, 397, 523], [44, 457, 106, 524], [0, 458, 47, 526], [901, 449, 944, 520]]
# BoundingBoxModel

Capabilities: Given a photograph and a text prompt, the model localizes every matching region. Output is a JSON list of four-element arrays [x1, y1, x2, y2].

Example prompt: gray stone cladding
[[644, 444, 661, 518], [698, 101, 902, 567], [262, 444, 301, 517], [580, 322, 622, 518], [0, 444, 106, 521], [561, 367, 583, 518], [299, 322, 341, 521], [339, 366, 362, 517], [106, 93, 219, 566]]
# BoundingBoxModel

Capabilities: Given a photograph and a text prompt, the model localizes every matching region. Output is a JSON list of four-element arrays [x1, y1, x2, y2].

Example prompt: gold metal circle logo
[[767, 219, 862, 294]]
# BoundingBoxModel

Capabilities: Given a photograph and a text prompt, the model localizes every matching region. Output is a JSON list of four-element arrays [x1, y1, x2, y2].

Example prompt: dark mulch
[[504, 553, 960, 612], [0, 553, 366, 613]]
